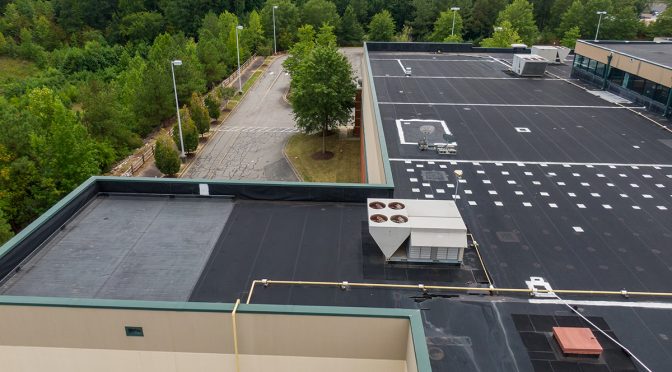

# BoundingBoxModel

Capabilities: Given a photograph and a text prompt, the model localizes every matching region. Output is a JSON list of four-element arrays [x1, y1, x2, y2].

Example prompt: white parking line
[[379, 102, 646, 109], [389, 159, 672, 168]]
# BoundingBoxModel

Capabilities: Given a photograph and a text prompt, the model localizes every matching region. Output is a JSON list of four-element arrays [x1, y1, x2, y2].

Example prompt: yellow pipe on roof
[[245, 279, 672, 304], [232, 299, 241, 372]]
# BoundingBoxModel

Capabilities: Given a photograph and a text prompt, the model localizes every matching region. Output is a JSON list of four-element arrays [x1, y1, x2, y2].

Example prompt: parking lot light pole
[[236, 25, 244, 94], [272, 6, 279, 54], [450, 7, 460, 36], [453, 169, 463, 200], [595, 11, 607, 41], [170, 60, 186, 158]]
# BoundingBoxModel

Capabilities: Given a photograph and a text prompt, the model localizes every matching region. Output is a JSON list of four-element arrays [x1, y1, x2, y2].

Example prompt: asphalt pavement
[[181, 56, 298, 181]]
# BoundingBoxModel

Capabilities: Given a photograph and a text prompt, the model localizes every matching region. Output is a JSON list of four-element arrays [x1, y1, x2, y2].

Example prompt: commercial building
[[1, 41, 671, 371], [572, 40, 672, 115]]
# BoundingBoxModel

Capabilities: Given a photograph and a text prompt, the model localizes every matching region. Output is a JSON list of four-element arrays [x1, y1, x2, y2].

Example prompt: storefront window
[[608, 68, 625, 86]]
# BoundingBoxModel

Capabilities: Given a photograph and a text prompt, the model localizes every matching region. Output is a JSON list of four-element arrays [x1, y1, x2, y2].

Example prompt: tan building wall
[[361, 51, 388, 184], [575, 41, 672, 88], [0, 304, 415, 372]]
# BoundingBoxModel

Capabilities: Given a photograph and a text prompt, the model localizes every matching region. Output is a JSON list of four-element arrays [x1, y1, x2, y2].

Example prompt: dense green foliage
[[287, 26, 355, 154], [154, 134, 181, 176], [0, 0, 660, 245]]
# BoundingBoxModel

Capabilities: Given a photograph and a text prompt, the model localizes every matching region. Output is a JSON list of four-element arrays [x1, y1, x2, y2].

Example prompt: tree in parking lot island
[[154, 134, 181, 176], [368, 10, 395, 41], [290, 46, 356, 155], [172, 108, 199, 154]]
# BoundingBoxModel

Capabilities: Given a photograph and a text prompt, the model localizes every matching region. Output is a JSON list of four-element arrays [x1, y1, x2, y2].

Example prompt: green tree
[[560, 26, 581, 48], [396, 24, 413, 41], [466, 0, 507, 42], [260, 0, 300, 51], [651, 7, 672, 36], [411, 0, 439, 40], [349, 0, 368, 23], [316, 23, 337, 47], [117, 11, 165, 44], [480, 20, 523, 47], [284, 24, 315, 75], [430, 10, 464, 42], [368, 10, 396, 41], [27, 87, 101, 191], [173, 108, 199, 153], [337, 5, 364, 45], [557, 0, 585, 37], [301, 0, 340, 30], [547, 0, 573, 33], [0, 209, 14, 245], [80, 79, 142, 156], [154, 134, 181, 176], [290, 46, 356, 154], [496, 0, 539, 45], [190, 92, 210, 135], [204, 95, 220, 119], [244, 10, 265, 53]]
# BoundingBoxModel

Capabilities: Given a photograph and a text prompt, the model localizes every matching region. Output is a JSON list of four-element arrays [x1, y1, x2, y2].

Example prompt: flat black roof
[[580, 40, 672, 69]]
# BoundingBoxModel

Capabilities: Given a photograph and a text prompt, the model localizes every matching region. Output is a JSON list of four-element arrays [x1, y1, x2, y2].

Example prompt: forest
[[0, 0, 670, 244]]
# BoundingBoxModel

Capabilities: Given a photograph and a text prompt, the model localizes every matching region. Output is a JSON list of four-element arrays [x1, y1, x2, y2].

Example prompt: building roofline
[[0, 295, 430, 371], [577, 39, 672, 71]]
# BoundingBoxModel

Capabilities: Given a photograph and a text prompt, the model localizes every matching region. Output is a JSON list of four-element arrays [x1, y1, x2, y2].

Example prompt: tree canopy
[[368, 10, 395, 41]]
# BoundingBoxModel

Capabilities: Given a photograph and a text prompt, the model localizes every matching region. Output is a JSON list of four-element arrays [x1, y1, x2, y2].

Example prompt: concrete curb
[[282, 136, 304, 182]]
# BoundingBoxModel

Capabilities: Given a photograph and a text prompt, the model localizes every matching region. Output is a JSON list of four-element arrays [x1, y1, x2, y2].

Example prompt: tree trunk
[[322, 124, 326, 154]]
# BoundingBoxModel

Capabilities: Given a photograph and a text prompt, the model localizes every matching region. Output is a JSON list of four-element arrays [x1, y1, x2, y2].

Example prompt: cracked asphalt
[[182, 55, 298, 181]]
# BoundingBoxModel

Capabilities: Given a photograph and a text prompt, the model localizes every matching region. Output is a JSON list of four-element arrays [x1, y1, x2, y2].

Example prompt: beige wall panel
[[0, 306, 233, 353], [361, 54, 387, 184], [575, 42, 672, 87], [236, 313, 409, 360], [406, 328, 418, 372], [0, 346, 406, 372]]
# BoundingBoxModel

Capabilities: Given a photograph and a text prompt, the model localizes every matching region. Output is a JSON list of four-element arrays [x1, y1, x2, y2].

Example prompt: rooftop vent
[[512, 54, 548, 77]]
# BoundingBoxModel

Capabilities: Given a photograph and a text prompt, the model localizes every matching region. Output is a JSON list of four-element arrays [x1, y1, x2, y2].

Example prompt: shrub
[[154, 134, 181, 176]]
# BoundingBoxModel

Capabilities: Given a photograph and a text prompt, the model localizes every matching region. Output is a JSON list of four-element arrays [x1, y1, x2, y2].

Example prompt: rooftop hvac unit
[[366, 199, 468, 264], [512, 54, 548, 77], [531, 46, 570, 64]]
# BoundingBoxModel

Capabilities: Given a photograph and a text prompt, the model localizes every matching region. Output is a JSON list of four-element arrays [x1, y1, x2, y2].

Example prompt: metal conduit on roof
[[245, 279, 672, 304]]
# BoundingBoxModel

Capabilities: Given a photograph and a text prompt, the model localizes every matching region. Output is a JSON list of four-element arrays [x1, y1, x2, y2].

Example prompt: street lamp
[[450, 7, 460, 36], [235, 25, 243, 94], [170, 60, 186, 158], [272, 5, 279, 54], [453, 169, 463, 200], [595, 11, 607, 41]]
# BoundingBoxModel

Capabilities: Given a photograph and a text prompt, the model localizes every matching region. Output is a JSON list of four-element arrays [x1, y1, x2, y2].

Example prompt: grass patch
[[242, 70, 262, 92], [285, 131, 361, 183]]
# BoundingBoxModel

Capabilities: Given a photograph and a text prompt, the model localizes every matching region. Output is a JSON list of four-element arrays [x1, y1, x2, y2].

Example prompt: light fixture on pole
[[235, 25, 243, 94], [272, 5, 279, 55], [170, 60, 186, 158], [450, 7, 460, 36], [595, 11, 607, 42], [453, 169, 463, 200]]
